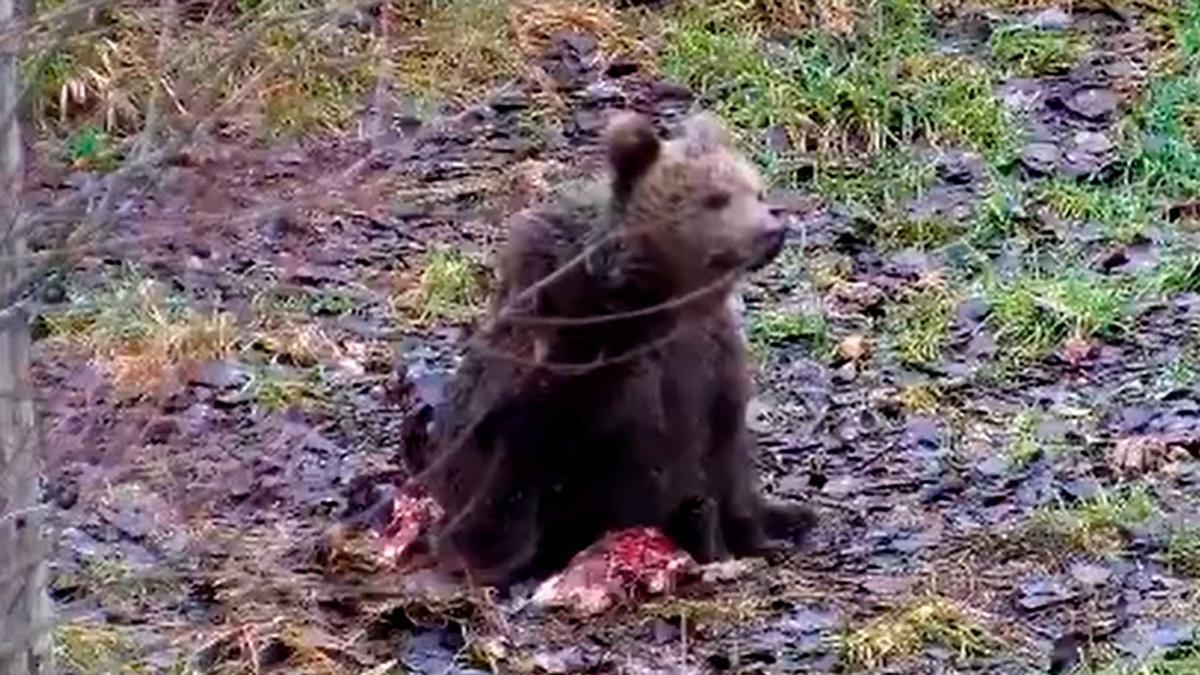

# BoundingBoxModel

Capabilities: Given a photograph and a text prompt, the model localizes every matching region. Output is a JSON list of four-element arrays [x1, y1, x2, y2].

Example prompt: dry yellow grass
[[670, 0, 865, 35], [509, 0, 629, 59], [43, 276, 238, 396], [844, 597, 992, 670], [42, 274, 366, 399], [102, 310, 239, 396]]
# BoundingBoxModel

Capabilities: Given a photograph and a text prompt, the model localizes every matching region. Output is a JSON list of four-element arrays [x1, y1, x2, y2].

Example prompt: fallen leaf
[[838, 334, 872, 362], [1108, 434, 1194, 477], [1059, 335, 1097, 367]]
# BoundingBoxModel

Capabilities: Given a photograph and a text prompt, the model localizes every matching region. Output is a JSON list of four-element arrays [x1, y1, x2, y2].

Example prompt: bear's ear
[[605, 112, 660, 201], [681, 112, 732, 157]]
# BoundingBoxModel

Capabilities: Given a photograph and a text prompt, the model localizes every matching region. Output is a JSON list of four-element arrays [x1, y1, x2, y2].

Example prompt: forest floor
[[24, 0, 1200, 672]]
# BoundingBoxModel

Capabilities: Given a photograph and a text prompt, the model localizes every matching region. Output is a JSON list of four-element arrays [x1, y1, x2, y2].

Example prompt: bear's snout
[[747, 221, 786, 271]]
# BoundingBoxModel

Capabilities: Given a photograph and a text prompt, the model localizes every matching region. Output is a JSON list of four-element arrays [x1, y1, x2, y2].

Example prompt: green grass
[[1163, 527, 1200, 576], [1030, 485, 1160, 554], [985, 269, 1133, 361], [1127, 71, 1200, 198], [748, 308, 830, 355], [408, 248, 490, 324], [1004, 409, 1045, 470], [1147, 249, 1200, 297], [1183, 1, 1200, 63], [1035, 180, 1157, 244], [660, 0, 1017, 162], [254, 16, 377, 138], [55, 622, 145, 675], [816, 149, 935, 218], [24, 0, 380, 139], [843, 597, 993, 670], [816, 150, 968, 249], [1083, 641, 1200, 675], [881, 217, 965, 251], [253, 286, 359, 318], [989, 26, 1089, 77], [64, 125, 121, 171], [888, 282, 957, 365], [969, 172, 1033, 248], [248, 364, 330, 412]]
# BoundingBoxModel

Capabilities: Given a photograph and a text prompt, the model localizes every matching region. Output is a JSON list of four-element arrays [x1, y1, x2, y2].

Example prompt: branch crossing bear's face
[[606, 112, 786, 291]]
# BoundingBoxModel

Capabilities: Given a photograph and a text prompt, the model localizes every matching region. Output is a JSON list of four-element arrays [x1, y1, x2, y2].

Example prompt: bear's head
[[604, 111, 785, 294]]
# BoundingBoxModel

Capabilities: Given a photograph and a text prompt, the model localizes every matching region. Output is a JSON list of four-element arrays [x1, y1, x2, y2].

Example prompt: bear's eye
[[702, 192, 730, 210]]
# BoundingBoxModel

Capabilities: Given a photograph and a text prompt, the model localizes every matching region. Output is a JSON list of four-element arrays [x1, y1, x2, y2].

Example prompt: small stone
[[1061, 477, 1101, 501], [189, 360, 248, 390], [489, 88, 529, 113], [335, 357, 366, 377], [1021, 142, 1062, 176], [745, 397, 772, 433], [999, 79, 1044, 111], [764, 126, 791, 153], [1115, 620, 1198, 662], [1069, 562, 1112, 587], [935, 153, 979, 185], [861, 575, 914, 596], [581, 80, 622, 107], [974, 456, 1008, 478], [699, 558, 762, 584], [966, 332, 997, 359], [1064, 86, 1119, 121], [822, 475, 862, 499], [1017, 577, 1075, 611], [1073, 130, 1113, 156], [1029, 7, 1072, 30], [1060, 150, 1109, 179]]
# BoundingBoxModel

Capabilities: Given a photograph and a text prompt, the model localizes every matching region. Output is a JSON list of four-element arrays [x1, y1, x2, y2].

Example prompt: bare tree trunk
[[0, 0, 52, 668]]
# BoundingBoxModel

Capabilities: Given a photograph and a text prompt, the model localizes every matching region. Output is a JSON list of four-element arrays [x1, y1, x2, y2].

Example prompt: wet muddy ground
[[29, 2, 1200, 673]]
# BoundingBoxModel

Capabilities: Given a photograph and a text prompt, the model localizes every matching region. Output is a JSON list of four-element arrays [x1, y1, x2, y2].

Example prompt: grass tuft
[[42, 269, 239, 396], [888, 278, 958, 365], [985, 269, 1133, 361], [396, 248, 491, 324], [1164, 527, 1200, 577], [1128, 71, 1200, 198], [748, 308, 830, 355], [816, 150, 935, 214], [660, 0, 1016, 162], [1004, 409, 1044, 470], [989, 26, 1089, 77], [1034, 180, 1156, 244], [394, 0, 635, 109], [1148, 249, 1200, 298], [843, 597, 992, 670], [393, 0, 521, 108], [248, 365, 329, 412], [254, 17, 377, 137], [55, 621, 144, 675], [1030, 485, 1159, 554]]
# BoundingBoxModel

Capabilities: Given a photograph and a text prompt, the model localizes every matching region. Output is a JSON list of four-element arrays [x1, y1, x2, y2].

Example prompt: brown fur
[[414, 112, 816, 587]]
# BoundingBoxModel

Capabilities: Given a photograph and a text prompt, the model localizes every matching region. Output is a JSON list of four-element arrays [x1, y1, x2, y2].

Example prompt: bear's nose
[[747, 222, 786, 271]]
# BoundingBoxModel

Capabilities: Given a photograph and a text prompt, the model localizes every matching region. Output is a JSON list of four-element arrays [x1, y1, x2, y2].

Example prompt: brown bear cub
[[413, 111, 816, 588]]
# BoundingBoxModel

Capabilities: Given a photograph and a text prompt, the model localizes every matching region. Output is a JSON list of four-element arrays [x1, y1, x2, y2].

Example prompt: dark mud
[[33, 4, 1200, 674]]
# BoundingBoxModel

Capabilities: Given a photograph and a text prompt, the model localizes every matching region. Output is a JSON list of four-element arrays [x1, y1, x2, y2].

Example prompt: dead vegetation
[[17, 0, 1200, 672]]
